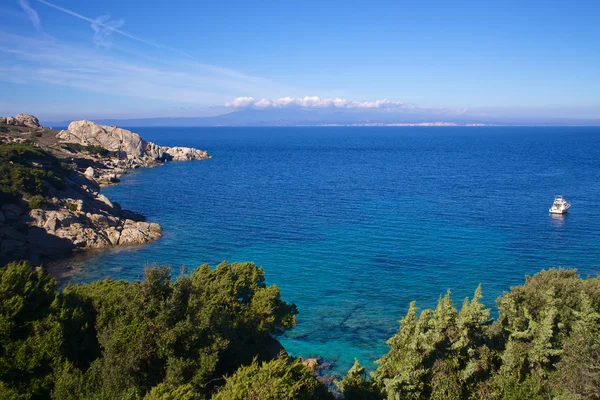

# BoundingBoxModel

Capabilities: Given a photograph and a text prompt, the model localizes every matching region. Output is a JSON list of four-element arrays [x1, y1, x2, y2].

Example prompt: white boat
[[549, 196, 571, 214]]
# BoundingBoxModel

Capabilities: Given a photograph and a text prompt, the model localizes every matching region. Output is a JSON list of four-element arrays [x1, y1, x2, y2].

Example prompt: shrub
[[27, 195, 45, 209], [212, 355, 334, 400], [66, 202, 78, 213]]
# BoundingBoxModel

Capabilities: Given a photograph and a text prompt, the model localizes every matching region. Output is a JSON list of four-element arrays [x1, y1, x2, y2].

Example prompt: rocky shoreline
[[0, 114, 210, 264]]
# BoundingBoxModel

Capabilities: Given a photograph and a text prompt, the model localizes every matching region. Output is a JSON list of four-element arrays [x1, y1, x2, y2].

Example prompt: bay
[[55, 126, 600, 374]]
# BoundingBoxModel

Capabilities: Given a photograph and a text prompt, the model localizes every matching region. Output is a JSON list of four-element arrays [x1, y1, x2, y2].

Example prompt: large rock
[[0, 114, 41, 128], [16, 114, 41, 128], [162, 146, 210, 161], [91, 193, 120, 214], [118, 221, 162, 245], [302, 358, 320, 370], [17, 192, 163, 257], [56, 120, 210, 166], [105, 227, 121, 245], [44, 216, 60, 232]]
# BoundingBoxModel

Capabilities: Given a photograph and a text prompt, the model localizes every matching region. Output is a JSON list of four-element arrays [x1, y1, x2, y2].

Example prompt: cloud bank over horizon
[[225, 96, 413, 110]]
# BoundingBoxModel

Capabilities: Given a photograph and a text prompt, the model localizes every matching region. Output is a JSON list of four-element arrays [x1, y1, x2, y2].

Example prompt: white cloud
[[254, 98, 272, 108], [273, 96, 295, 107], [224, 96, 409, 110], [224, 97, 255, 108], [333, 98, 347, 108]]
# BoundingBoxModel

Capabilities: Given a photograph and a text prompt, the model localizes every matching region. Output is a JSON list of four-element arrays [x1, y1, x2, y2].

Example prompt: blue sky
[[0, 0, 599, 122]]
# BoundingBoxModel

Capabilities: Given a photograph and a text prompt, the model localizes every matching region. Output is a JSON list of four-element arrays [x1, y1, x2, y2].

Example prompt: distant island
[[47, 107, 600, 128]]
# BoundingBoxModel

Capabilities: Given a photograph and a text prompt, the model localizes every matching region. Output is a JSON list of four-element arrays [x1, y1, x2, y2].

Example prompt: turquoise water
[[55, 127, 600, 374]]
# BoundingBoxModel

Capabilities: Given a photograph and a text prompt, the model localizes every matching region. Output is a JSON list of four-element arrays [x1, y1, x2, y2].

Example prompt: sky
[[0, 0, 599, 122]]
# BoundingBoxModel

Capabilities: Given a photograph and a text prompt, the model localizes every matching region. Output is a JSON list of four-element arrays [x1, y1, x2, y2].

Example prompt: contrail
[[18, 0, 53, 38], [36, 0, 197, 60]]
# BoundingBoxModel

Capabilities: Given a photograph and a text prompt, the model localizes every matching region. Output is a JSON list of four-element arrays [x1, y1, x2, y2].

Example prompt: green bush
[[212, 355, 333, 400], [66, 202, 78, 213], [27, 195, 45, 209], [335, 360, 383, 400]]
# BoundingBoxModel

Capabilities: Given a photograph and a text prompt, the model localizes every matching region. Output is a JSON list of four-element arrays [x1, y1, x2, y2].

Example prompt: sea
[[53, 126, 600, 375]]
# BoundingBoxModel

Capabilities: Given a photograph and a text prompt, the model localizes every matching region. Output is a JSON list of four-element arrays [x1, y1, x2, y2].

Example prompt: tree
[[374, 288, 494, 400], [0, 262, 66, 399], [552, 293, 600, 398], [335, 359, 382, 400], [212, 354, 333, 400], [0, 261, 298, 399]]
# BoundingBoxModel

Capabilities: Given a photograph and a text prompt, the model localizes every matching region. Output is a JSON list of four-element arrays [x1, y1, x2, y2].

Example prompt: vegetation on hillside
[[0, 143, 69, 206], [343, 269, 600, 399], [60, 143, 116, 158], [0, 262, 597, 399], [0, 261, 315, 399]]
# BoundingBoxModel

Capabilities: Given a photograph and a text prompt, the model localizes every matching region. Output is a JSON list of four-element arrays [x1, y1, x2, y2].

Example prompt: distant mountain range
[[47, 107, 600, 128]]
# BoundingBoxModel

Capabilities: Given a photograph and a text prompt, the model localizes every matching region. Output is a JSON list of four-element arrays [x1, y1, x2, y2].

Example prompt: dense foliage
[[0, 261, 316, 399], [1, 261, 598, 399], [344, 269, 600, 400], [0, 143, 68, 205], [212, 355, 334, 400]]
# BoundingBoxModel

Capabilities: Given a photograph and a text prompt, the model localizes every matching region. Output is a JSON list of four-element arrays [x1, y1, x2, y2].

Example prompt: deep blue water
[[55, 127, 600, 374]]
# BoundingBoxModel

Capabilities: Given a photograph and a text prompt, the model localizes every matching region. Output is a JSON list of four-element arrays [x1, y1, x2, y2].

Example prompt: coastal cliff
[[57, 120, 210, 167], [0, 115, 210, 264]]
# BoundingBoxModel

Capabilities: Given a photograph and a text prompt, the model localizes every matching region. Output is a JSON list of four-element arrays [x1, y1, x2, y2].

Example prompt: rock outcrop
[[0, 115, 211, 264], [0, 114, 41, 128], [56, 120, 210, 168], [302, 358, 320, 370], [1, 172, 162, 261]]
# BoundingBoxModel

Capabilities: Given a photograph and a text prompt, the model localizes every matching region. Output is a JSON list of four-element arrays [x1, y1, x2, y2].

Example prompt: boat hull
[[549, 205, 570, 214], [549, 209, 568, 214]]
